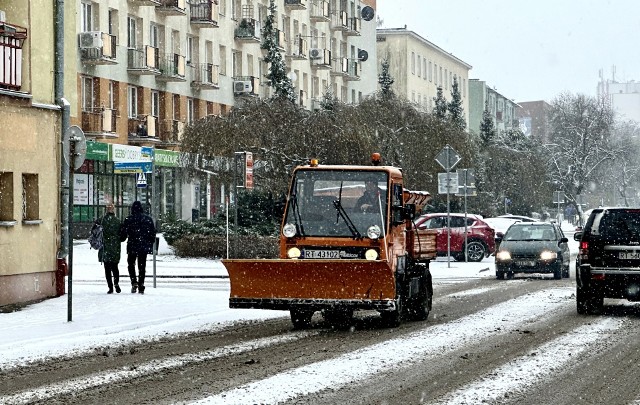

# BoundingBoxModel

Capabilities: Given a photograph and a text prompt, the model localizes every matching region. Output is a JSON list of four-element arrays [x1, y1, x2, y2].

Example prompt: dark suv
[[574, 207, 640, 314]]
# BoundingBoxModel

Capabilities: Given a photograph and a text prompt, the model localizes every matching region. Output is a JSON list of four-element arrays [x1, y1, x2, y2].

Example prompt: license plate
[[304, 250, 340, 259], [619, 252, 640, 260], [516, 260, 536, 267]]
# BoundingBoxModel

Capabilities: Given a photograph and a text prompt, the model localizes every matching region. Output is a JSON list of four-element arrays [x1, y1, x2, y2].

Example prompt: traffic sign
[[435, 145, 461, 171], [553, 191, 565, 204], [63, 125, 87, 170], [438, 172, 459, 194], [136, 172, 147, 188]]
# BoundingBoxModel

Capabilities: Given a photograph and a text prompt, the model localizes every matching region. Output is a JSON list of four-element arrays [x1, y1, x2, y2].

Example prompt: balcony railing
[[233, 76, 260, 97], [160, 119, 184, 143], [310, 48, 331, 69], [310, 1, 330, 22], [345, 17, 361, 36], [284, 0, 307, 10], [158, 53, 186, 82], [287, 35, 308, 59], [79, 32, 117, 65], [190, 0, 220, 27], [0, 21, 27, 91], [331, 57, 360, 80], [234, 18, 261, 41], [191, 63, 220, 89], [128, 115, 159, 140], [127, 46, 160, 75], [81, 107, 117, 136], [330, 11, 349, 31], [128, 0, 161, 6], [156, 0, 187, 15]]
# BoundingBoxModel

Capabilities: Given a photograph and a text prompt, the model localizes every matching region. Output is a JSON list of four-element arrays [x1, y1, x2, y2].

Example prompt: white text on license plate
[[517, 260, 536, 267], [305, 250, 340, 259], [619, 252, 640, 260]]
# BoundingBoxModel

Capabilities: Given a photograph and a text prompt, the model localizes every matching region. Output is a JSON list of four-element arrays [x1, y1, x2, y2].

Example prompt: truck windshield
[[284, 170, 389, 237]]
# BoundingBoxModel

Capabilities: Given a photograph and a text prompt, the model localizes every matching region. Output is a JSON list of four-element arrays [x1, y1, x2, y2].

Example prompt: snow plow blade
[[223, 259, 396, 311]]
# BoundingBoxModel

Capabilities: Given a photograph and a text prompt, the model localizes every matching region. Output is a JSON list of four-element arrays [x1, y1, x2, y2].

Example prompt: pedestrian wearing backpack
[[95, 203, 122, 294], [119, 200, 156, 294]]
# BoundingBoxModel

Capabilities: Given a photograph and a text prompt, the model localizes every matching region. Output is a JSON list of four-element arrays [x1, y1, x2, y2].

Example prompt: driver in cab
[[356, 179, 382, 213]]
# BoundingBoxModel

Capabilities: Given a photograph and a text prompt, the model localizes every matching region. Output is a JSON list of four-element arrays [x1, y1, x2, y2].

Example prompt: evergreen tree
[[378, 58, 394, 99], [261, 0, 296, 103], [433, 86, 447, 119], [447, 77, 466, 130], [479, 101, 496, 146]]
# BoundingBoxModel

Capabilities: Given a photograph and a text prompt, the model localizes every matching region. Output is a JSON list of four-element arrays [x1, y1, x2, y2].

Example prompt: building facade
[[74, 0, 379, 226], [515, 100, 550, 142], [597, 77, 640, 123], [0, 1, 76, 306], [468, 79, 519, 136], [376, 28, 471, 128]]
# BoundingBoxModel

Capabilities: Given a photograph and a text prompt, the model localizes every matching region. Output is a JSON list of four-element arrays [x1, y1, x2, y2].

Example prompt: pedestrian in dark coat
[[119, 200, 156, 294], [97, 203, 122, 294]]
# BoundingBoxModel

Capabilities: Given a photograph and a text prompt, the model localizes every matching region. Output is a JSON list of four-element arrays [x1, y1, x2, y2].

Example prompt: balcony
[[128, 115, 161, 145], [81, 107, 117, 137], [0, 21, 27, 91], [233, 76, 260, 97], [330, 11, 349, 31], [284, 0, 307, 10], [127, 46, 160, 75], [191, 63, 220, 90], [286, 35, 308, 60], [190, 0, 220, 28], [79, 32, 117, 65], [157, 53, 186, 82], [156, 0, 187, 16], [310, 1, 330, 22], [128, 0, 161, 6], [345, 17, 361, 36], [234, 18, 261, 42], [309, 48, 331, 69], [331, 57, 359, 81], [159, 119, 184, 144]]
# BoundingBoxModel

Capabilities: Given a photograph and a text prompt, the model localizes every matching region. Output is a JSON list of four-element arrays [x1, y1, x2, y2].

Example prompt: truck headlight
[[367, 225, 381, 240], [282, 223, 297, 238], [496, 251, 511, 261], [287, 247, 301, 259], [365, 249, 378, 260], [540, 250, 557, 260]]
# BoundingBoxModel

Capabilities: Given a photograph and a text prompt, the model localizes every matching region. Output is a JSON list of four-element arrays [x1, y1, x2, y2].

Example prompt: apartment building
[[515, 100, 550, 142], [468, 79, 519, 136], [0, 1, 76, 306], [376, 28, 471, 128], [74, 0, 378, 226]]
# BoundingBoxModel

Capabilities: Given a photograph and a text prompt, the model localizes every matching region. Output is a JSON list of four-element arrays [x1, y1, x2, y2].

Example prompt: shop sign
[[85, 141, 109, 161], [112, 144, 152, 162], [155, 149, 180, 167]]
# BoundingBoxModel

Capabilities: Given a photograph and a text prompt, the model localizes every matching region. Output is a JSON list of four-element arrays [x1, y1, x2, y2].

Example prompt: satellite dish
[[63, 125, 87, 170], [358, 49, 368, 62], [361, 6, 375, 21]]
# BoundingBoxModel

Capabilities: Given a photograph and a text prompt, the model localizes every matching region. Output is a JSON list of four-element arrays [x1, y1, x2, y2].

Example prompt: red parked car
[[414, 213, 496, 262]]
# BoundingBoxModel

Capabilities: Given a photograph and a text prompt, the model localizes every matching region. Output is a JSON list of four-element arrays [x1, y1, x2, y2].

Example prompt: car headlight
[[540, 250, 557, 260], [365, 249, 378, 260], [282, 223, 297, 238], [496, 251, 511, 261], [367, 225, 381, 240], [287, 247, 301, 259]]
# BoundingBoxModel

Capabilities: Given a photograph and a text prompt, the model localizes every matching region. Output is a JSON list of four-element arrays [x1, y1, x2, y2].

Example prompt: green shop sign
[[85, 141, 110, 161], [154, 149, 180, 167]]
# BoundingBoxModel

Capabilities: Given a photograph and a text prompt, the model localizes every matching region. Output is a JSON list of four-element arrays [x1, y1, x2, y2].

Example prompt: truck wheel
[[553, 265, 562, 280], [322, 308, 353, 330], [407, 274, 432, 321], [466, 241, 486, 262], [290, 308, 314, 329]]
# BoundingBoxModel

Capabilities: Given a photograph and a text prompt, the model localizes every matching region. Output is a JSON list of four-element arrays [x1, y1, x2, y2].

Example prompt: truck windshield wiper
[[290, 189, 305, 236], [333, 182, 362, 239]]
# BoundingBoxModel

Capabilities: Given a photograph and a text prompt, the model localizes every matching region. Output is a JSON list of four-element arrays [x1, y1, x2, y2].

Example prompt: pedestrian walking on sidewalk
[[96, 203, 122, 294], [120, 200, 156, 294]]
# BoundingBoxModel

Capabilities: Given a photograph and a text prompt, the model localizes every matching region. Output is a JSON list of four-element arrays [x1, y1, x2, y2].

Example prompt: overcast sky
[[375, 0, 640, 103]]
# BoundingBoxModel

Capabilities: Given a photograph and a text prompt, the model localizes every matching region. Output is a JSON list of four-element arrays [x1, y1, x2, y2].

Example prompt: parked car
[[498, 214, 538, 222], [495, 222, 570, 280], [574, 207, 640, 314], [414, 213, 495, 262], [484, 217, 522, 236]]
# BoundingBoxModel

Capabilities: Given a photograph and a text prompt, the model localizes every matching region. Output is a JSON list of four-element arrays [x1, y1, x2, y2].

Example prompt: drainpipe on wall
[[55, 0, 69, 260]]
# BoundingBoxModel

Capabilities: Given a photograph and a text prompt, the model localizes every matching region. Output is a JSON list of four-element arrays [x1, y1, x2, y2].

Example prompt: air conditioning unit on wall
[[79, 31, 103, 49], [234, 80, 253, 94], [309, 48, 323, 59]]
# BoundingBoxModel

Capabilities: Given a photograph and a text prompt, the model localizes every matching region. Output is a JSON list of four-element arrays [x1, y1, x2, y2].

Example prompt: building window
[[22, 174, 39, 221], [151, 91, 160, 118], [445, 69, 448, 90], [127, 16, 136, 48], [81, 2, 93, 32], [173, 94, 181, 121], [219, 45, 227, 75], [108, 9, 118, 36], [187, 98, 194, 124], [82, 76, 94, 112], [429, 62, 432, 82], [128, 86, 138, 118], [0, 172, 13, 222], [423, 57, 427, 80], [417, 54, 421, 78], [150, 23, 159, 48], [186, 36, 194, 65], [411, 52, 415, 75]]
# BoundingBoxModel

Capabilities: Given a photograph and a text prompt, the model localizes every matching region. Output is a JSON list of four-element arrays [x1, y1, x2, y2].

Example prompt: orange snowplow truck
[[223, 154, 436, 328]]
